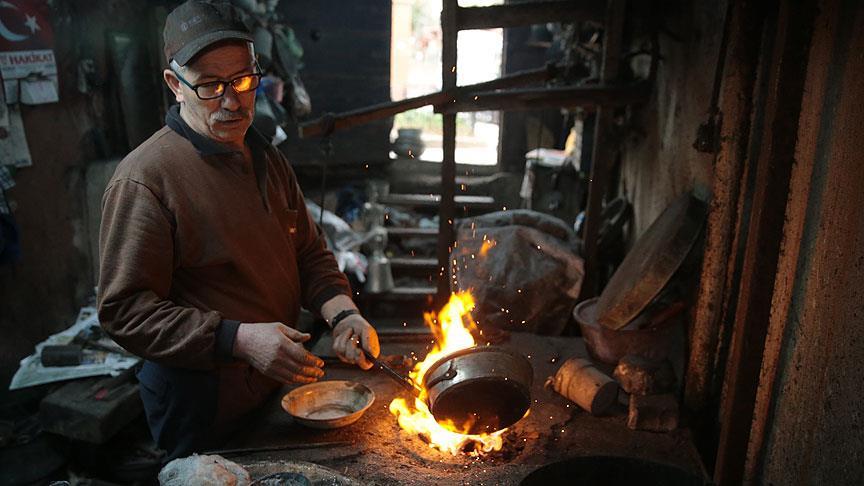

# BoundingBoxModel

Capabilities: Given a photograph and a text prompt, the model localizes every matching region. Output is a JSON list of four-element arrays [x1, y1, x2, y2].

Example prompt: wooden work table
[[221, 333, 704, 485]]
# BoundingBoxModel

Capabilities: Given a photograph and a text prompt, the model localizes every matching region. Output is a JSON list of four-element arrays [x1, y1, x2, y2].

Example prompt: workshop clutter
[[10, 304, 139, 390], [159, 454, 251, 486], [545, 192, 708, 432], [158, 454, 356, 486], [10, 303, 143, 444]]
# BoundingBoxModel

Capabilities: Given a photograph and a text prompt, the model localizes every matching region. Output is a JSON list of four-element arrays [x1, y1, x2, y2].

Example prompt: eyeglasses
[[170, 63, 262, 100]]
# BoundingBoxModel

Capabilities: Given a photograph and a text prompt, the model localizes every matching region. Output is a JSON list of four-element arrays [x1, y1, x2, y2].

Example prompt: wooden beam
[[713, 1, 817, 483], [684, 0, 765, 421], [579, 0, 625, 299], [436, 83, 649, 114], [456, 1, 604, 31], [299, 63, 562, 138]]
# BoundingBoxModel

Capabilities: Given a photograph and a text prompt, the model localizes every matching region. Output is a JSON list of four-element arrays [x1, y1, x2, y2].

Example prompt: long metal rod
[[437, 83, 649, 114], [299, 63, 561, 139], [204, 441, 354, 456], [364, 350, 422, 397]]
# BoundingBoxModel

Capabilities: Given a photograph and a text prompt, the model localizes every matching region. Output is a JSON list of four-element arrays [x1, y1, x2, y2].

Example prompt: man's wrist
[[328, 308, 360, 330], [217, 319, 241, 362]]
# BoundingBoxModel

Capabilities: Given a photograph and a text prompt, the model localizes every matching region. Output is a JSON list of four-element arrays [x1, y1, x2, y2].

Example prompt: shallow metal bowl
[[281, 380, 375, 429], [574, 297, 680, 364]]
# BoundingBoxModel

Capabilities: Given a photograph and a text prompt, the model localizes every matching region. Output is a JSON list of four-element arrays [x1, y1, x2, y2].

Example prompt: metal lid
[[595, 192, 706, 330]]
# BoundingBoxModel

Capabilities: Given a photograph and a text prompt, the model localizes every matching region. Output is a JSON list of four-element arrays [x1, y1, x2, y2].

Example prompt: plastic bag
[[452, 211, 583, 335]]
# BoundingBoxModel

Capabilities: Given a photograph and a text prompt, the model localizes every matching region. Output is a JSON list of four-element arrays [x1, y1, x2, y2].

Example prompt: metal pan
[[422, 346, 533, 435]]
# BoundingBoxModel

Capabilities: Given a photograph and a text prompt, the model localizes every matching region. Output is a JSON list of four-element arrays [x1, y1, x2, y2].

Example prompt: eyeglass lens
[[197, 74, 260, 100]]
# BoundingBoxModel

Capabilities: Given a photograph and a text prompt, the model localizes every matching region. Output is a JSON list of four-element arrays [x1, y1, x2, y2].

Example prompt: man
[[97, 1, 379, 461]]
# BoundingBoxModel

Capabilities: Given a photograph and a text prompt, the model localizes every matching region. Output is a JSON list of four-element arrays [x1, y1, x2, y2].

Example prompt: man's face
[[164, 41, 256, 148]]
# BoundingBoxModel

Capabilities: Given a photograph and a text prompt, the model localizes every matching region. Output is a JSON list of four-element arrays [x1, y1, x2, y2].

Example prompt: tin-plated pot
[[422, 346, 533, 435]]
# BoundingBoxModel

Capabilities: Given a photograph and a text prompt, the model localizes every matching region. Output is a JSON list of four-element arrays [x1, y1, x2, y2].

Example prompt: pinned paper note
[[0, 50, 58, 104], [0, 86, 8, 129], [19, 74, 57, 104], [0, 104, 32, 167]]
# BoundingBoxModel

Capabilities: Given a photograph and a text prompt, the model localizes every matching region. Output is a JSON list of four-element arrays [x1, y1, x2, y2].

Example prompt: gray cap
[[163, 1, 253, 66]]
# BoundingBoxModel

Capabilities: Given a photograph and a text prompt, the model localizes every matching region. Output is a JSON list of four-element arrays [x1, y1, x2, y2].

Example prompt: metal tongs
[[364, 350, 422, 397]]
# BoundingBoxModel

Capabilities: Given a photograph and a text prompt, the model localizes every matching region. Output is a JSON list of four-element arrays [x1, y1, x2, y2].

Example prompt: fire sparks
[[388, 291, 506, 456]]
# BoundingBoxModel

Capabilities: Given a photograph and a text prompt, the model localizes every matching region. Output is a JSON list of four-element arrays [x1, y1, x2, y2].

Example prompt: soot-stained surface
[[224, 334, 703, 485]]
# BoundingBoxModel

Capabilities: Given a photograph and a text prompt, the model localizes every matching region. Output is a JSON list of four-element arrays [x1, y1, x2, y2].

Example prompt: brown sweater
[[98, 106, 350, 370]]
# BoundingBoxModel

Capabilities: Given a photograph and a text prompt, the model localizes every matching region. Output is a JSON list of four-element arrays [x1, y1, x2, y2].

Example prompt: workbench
[[221, 333, 704, 485]]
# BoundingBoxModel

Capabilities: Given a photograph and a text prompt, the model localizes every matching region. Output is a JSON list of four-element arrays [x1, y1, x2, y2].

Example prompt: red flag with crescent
[[0, 0, 54, 52]]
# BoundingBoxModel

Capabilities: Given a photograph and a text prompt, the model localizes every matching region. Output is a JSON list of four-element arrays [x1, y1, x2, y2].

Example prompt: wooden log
[[627, 393, 679, 432], [613, 355, 676, 396]]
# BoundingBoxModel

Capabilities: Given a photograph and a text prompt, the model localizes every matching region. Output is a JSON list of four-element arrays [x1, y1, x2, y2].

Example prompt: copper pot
[[573, 297, 682, 364]]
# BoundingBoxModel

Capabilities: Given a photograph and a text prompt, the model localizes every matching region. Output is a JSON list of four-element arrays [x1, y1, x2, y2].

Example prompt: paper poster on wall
[[0, 104, 32, 167], [0, 85, 8, 128], [0, 0, 57, 105]]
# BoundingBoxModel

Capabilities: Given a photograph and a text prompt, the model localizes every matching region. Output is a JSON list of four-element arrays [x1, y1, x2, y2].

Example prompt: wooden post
[[437, 0, 458, 305], [684, 0, 765, 419], [713, 1, 817, 483], [580, 0, 625, 298]]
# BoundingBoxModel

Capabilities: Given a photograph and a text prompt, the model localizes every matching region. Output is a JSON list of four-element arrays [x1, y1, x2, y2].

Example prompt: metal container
[[365, 228, 394, 294], [281, 380, 375, 429], [422, 346, 533, 435], [574, 297, 681, 364], [548, 357, 618, 415]]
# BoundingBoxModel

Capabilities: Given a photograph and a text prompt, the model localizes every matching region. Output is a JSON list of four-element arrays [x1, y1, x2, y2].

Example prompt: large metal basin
[[422, 346, 533, 435]]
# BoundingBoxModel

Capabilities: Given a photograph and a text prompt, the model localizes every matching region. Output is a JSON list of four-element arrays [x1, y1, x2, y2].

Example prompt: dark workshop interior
[[0, 0, 862, 484]]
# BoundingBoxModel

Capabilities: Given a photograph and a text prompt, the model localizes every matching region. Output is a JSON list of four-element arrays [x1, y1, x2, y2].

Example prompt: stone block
[[627, 393, 679, 432], [614, 355, 676, 396]]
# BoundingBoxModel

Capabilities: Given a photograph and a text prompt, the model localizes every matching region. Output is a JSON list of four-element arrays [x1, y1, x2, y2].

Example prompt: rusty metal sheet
[[596, 193, 707, 330]]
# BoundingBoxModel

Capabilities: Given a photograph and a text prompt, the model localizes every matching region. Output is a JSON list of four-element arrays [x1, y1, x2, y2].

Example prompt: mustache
[[211, 109, 250, 122]]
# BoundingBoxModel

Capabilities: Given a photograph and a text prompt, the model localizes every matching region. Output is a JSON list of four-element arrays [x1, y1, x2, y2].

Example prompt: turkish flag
[[0, 0, 54, 52]]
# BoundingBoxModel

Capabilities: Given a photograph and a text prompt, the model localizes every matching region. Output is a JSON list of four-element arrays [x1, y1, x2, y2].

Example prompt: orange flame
[[388, 291, 506, 455], [478, 237, 497, 257]]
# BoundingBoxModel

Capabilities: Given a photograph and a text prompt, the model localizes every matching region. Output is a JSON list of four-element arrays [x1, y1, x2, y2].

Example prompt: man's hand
[[233, 322, 324, 384], [332, 315, 380, 370]]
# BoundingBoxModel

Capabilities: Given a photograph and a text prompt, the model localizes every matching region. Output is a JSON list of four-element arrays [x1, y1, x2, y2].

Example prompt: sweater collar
[[165, 104, 269, 156]]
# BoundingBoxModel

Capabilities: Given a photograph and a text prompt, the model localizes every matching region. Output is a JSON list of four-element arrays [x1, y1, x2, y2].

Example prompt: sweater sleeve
[[282, 164, 353, 314], [97, 178, 233, 370]]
